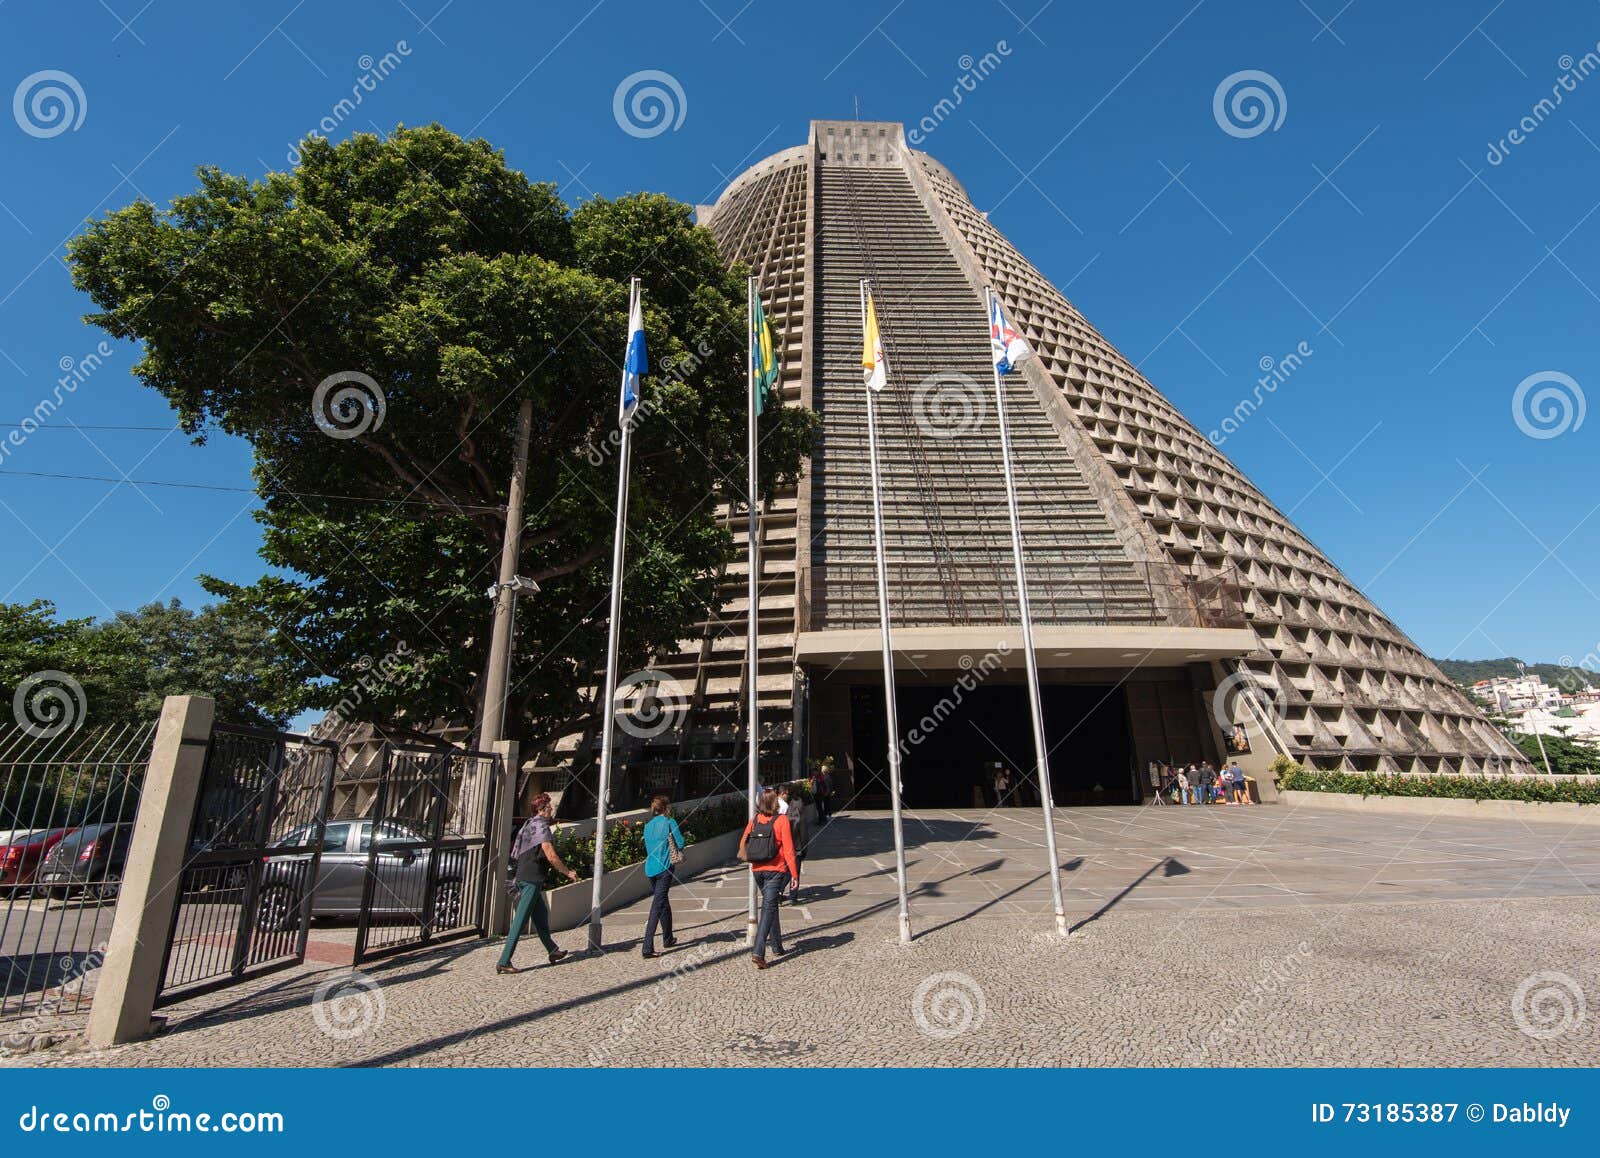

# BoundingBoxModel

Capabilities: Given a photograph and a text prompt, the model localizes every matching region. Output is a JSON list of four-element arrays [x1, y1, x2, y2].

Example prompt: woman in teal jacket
[[641, 795, 686, 959]]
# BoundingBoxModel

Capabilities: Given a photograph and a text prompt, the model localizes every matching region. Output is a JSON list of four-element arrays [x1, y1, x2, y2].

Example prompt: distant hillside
[[1431, 657, 1600, 692]]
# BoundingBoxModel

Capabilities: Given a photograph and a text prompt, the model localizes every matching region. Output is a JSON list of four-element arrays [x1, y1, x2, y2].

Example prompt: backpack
[[742, 817, 778, 862]]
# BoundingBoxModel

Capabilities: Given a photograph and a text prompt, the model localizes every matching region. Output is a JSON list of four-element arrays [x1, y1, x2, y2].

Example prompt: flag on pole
[[989, 292, 1032, 376], [752, 291, 780, 415], [862, 293, 888, 391], [620, 283, 647, 423]]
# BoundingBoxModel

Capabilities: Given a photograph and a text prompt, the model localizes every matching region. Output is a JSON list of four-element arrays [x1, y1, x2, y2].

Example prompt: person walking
[[497, 793, 575, 974], [812, 763, 830, 822], [1231, 761, 1249, 804], [641, 795, 685, 959], [1176, 766, 1191, 806], [739, 788, 798, 970], [779, 783, 806, 872]]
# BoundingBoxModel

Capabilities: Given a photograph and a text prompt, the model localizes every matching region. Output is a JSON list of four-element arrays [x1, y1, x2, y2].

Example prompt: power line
[[0, 468, 505, 513]]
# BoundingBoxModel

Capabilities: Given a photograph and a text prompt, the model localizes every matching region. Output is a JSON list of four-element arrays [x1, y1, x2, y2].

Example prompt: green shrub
[[1278, 768, 1600, 805]]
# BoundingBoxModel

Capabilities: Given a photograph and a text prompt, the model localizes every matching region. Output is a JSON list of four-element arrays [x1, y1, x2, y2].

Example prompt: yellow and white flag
[[862, 293, 888, 391]]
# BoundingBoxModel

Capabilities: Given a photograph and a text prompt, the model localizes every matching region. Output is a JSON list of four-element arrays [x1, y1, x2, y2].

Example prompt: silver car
[[255, 819, 466, 932]]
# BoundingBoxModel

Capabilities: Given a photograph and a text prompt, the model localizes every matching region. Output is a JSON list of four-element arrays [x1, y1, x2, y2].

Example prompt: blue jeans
[[498, 881, 557, 967], [753, 870, 790, 958], [643, 870, 674, 952]]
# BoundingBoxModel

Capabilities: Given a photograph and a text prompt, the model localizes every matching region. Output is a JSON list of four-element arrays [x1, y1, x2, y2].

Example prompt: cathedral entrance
[[846, 681, 1137, 808]]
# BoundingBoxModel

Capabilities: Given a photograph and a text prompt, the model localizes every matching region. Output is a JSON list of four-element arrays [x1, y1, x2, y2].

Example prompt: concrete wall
[[1280, 789, 1600, 826]]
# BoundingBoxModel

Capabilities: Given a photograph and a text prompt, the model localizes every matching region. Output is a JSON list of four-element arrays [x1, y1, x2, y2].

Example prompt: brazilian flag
[[752, 292, 780, 415]]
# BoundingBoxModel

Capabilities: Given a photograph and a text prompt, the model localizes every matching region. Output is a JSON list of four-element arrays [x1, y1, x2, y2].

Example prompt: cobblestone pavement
[[11, 804, 1600, 1067]]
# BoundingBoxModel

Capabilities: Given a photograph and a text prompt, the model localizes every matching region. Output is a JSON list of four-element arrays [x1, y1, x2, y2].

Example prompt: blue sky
[[1, 0, 1596, 668]]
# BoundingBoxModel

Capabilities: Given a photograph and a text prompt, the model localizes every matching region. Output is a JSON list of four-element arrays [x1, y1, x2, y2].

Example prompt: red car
[[0, 828, 76, 888]]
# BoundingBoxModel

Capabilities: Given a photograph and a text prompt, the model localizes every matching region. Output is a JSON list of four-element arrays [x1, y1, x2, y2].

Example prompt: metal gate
[[156, 725, 336, 1006], [353, 744, 499, 964]]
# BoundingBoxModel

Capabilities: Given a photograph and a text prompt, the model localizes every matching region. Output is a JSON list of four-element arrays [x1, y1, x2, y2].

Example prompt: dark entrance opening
[[846, 681, 1138, 808]]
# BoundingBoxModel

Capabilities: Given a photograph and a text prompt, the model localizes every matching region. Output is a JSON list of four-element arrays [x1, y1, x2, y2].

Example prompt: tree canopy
[[67, 124, 815, 752], [1, 598, 302, 731]]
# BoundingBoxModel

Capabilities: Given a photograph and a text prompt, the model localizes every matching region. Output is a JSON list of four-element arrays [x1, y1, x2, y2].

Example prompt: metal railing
[[0, 721, 155, 1023]]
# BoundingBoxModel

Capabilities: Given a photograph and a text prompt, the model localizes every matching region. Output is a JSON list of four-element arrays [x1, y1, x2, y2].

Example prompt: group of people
[[1154, 760, 1250, 805], [498, 776, 825, 974]]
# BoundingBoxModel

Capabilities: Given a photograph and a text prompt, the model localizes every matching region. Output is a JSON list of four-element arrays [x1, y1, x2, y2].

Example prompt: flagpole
[[745, 275, 760, 948], [987, 286, 1069, 939], [588, 276, 640, 952], [862, 278, 913, 946]]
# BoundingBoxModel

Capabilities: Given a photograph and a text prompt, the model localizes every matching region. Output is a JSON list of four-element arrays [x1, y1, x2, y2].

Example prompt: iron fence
[[0, 722, 155, 1022]]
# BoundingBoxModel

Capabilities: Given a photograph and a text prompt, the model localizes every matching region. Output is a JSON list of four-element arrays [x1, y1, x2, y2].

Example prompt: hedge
[[1279, 767, 1600, 805]]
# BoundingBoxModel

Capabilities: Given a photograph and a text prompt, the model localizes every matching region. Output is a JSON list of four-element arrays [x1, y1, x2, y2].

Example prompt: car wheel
[[92, 877, 121, 903], [432, 878, 463, 930], [255, 883, 300, 933]]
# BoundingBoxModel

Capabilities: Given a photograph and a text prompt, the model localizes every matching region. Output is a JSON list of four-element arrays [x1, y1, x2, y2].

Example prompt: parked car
[[36, 822, 134, 901], [254, 820, 467, 932], [0, 827, 76, 888]]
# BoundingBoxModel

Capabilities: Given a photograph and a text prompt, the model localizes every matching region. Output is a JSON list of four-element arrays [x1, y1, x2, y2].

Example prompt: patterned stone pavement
[[11, 803, 1600, 1067]]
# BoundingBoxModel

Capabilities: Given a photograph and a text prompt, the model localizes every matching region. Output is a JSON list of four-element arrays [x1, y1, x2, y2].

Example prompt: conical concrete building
[[577, 120, 1528, 810]]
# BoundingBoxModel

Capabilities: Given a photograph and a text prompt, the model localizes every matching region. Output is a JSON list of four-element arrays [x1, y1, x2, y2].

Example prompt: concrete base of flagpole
[[1055, 910, 1070, 938], [746, 918, 757, 949], [898, 913, 912, 945], [587, 919, 603, 952]]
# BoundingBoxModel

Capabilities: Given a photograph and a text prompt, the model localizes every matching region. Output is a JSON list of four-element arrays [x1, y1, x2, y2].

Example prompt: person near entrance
[[812, 758, 834, 822], [992, 763, 1012, 807], [738, 788, 798, 970], [1176, 766, 1191, 805], [1230, 760, 1249, 804], [641, 795, 685, 959], [497, 793, 575, 974]]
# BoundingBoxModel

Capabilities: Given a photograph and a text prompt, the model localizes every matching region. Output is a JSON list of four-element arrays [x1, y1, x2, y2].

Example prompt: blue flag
[[620, 285, 646, 423]]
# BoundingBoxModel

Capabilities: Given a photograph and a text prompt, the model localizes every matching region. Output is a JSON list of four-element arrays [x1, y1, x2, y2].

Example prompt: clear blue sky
[[1, 0, 1596, 668]]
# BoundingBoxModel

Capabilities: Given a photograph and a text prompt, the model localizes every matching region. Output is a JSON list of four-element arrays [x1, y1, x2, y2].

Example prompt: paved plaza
[[11, 802, 1600, 1067]]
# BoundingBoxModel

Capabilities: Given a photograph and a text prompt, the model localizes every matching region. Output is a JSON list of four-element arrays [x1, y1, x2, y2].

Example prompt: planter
[[1279, 789, 1600, 826]]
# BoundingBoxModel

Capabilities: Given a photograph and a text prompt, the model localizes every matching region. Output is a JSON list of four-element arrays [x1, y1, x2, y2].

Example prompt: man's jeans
[[643, 870, 674, 953], [753, 869, 791, 957]]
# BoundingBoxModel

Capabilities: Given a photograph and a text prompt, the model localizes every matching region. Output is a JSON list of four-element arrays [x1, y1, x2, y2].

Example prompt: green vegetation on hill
[[1431, 656, 1600, 692]]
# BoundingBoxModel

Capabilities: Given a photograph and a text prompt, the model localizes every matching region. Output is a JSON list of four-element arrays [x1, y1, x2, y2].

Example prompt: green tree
[[67, 124, 815, 753], [1, 598, 302, 730], [1511, 732, 1600, 776]]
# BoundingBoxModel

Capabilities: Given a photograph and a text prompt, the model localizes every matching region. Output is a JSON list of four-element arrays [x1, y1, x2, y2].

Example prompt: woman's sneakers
[[662, 936, 678, 948], [548, 949, 570, 965], [752, 956, 769, 970]]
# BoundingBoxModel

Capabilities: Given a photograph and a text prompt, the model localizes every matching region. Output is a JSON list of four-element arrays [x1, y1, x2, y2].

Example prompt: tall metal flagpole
[[745, 275, 761, 948], [588, 276, 640, 952], [987, 286, 1069, 938], [862, 278, 913, 946]]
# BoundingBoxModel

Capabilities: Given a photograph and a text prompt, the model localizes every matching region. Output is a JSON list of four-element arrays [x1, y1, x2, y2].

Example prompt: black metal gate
[[156, 725, 336, 1006], [352, 744, 498, 964]]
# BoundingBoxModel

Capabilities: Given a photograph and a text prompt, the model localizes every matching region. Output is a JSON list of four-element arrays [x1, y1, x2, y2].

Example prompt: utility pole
[[480, 398, 535, 747]]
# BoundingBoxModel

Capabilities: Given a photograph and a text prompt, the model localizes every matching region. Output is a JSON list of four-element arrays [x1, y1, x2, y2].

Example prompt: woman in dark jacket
[[497, 793, 577, 974]]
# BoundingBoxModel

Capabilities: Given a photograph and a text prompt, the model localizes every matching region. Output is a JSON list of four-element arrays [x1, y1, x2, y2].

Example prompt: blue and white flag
[[620, 283, 647, 423], [989, 292, 1032, 377]]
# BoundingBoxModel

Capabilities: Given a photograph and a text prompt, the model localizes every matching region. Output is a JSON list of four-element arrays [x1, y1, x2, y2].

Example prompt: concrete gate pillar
[[87, 694, 214, 1048], [486, 739, 519, 937]]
